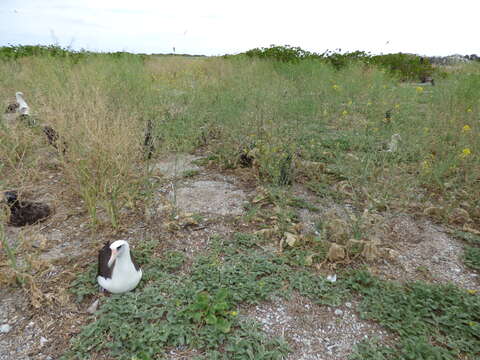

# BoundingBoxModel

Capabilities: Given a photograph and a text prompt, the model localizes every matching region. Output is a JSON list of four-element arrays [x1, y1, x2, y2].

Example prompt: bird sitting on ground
[[15, 92, 30, 116], [386, 133, 401, 153], [97, 240, 142, 294], [4, 92, 36, 126], [2, 191, 51, 227], [16, 92, 36, 126]]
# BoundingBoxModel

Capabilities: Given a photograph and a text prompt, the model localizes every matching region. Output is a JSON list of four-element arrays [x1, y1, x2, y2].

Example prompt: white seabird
[[386, 133, 401, 153], [97, 240, 142, 294], [15, 92, 29, 116]]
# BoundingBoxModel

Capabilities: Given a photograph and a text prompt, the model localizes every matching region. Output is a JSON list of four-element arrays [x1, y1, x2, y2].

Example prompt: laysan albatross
[[97, 240, 142, 294], [15, 92, 30, 116]]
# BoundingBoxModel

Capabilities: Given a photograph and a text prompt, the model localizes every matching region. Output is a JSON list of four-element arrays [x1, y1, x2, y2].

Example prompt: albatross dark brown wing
[[98, 242, 113, 279]]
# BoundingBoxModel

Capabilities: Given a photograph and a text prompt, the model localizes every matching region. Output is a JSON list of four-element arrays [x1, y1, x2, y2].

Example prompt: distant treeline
[[239, 45, 480, 80], [1, 44, 478, 81], [0, 44, 205, 62]]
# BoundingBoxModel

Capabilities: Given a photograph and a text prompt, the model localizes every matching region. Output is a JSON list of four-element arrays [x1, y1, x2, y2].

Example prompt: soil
[[243, 295, 395, 360]]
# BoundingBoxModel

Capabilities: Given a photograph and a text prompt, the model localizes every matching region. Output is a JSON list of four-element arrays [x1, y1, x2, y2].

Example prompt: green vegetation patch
[[348, 271, 480, 359], [464, 246, 480, 271], [64, 234, 292, 359], [452, 231, 480, 272], [66, 235, 480, 359]]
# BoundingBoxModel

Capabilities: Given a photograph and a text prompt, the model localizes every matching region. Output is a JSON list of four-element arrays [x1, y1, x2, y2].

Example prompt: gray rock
[[39, 337, 48, 347], [166, 180, 247, 216], [0, 324, 11, 333], [149, 154, 201, 179], [87, 299, 99, 314]]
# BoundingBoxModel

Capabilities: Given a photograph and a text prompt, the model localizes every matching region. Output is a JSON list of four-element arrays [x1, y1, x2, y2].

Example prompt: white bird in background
[[97, 240, 142, 294], [16, 92, 30, 116], [386, 133, 401, 153]]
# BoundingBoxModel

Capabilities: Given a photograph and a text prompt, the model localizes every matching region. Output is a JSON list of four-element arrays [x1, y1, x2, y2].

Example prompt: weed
[[184, 288, 233, 333], [69, 264, 98, 303], [452, 231, 480, 270], [289, 270, 348, 306], [347, 270, 480, 359], [464, 246, 480, 271], [65, 234, 291, 359], [182, 169, 200, 178]]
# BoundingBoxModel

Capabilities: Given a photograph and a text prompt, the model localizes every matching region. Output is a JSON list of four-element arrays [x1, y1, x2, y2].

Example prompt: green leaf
[[212, 301, 229, 312], [215, 318, 231, 333], [192, 311, 203, 323], [205, 313, 217, 325], [215, 288, 229, 302]]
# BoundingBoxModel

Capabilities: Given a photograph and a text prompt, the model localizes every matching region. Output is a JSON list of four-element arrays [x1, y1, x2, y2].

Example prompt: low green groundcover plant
[[65, 235, 479, 359], [348, 271, 480, 360]]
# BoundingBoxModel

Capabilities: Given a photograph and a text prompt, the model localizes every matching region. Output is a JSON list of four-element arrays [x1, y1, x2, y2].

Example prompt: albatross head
[[107, 240, 130, 267]]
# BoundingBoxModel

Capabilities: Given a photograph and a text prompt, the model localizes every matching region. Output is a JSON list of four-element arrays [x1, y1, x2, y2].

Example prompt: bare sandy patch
[[243, 295, 393, 360]]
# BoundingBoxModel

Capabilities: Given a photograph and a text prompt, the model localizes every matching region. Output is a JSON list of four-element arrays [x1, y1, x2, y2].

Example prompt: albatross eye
[[117, 245, 123, 250]]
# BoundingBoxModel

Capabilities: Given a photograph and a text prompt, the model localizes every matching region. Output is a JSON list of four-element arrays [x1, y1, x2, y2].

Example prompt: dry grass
[[0, 53, 479, 359]]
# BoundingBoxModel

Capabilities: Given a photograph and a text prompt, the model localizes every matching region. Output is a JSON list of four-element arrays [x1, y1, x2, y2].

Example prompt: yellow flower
[[394, 104, 400, 109], [422, 160, 431, 169], [367, 101, 372, 106], [463, 125, 472, 132], [467, 289, 477, 295], [230, 311, 238, 316], [347, 100, 352, 106], [332, 84, 340, 90], [342, 110, 348, 116], [460, 148, 472, 158], [416, 86, 424, 93], [467, 108, 473, 113]]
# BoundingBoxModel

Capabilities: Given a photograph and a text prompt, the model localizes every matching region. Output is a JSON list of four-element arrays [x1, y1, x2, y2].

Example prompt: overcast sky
[[0, 0, 478, 56]]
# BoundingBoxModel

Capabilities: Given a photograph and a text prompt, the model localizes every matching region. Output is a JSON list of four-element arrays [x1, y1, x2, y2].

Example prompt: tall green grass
[[1, 53, 479, 227]]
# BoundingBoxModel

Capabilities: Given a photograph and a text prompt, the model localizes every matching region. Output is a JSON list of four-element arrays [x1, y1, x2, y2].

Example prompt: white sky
[[0, 0, 478, 56]]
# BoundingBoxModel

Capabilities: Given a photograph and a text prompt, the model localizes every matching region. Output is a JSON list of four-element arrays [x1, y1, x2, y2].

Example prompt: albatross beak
[[108, 249, 118, 268]]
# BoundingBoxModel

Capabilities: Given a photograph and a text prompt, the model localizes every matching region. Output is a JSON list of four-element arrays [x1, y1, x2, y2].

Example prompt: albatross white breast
[[97, 240, 142, 294]]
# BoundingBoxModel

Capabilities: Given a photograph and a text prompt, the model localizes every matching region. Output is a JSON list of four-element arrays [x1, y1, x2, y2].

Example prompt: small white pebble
[[334, 309, 343, 316], [0, 324, 11, 333], [326, 274, 337, 283], [345, 302, 352, 308], [87, 299, 100, 314], [40, 337, 48, 347]]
